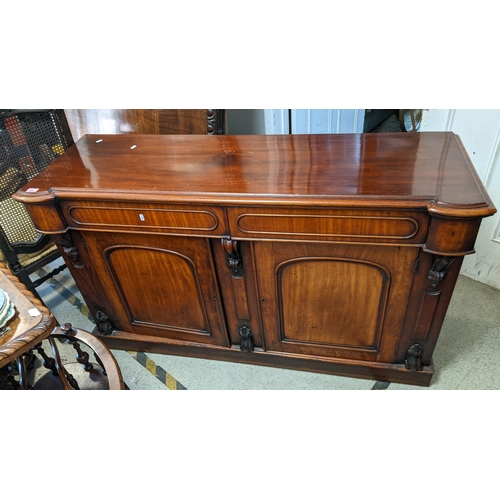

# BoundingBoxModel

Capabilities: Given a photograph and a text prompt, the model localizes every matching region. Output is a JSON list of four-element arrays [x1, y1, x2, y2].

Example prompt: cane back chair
[[0, 109, 74, 298]]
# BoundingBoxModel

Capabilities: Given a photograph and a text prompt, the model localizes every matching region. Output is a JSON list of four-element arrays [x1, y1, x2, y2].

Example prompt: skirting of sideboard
[[98, 330, 434, 387]]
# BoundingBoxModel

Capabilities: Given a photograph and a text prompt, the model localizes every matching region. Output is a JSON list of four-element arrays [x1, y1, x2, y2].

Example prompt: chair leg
[[9, 262, 38, 294], [12, 268, 44, 302], [0, 234, 39, 296]]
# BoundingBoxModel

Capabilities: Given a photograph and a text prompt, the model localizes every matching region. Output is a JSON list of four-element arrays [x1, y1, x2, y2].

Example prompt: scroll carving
[[405, 343, 423, 371], [207, 109, 217, 135], [222, 238, 246, 278], [408, 255, 456, 346], [207, 109, 224, 135], [427, 255, 455, 288], [95, 309, 114, 335], [57, 233, 85, 269], [63, 245, 84, 268], [239, 324, 254, 352]]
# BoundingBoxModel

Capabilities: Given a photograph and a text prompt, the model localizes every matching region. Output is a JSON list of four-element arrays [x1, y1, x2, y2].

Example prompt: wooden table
[[0, 263, 124, 389], [0, 263, 56, 387], [12, 132, 497, 386]]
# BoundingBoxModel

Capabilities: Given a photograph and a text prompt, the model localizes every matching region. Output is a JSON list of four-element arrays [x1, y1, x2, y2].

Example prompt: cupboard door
[[254, 242, 419, 362], [82, 232, 229, 346]]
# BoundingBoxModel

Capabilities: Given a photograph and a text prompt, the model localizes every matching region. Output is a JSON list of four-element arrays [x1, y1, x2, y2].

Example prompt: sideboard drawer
[[60, 201, 228, 237], [228, 207, 429, 244]]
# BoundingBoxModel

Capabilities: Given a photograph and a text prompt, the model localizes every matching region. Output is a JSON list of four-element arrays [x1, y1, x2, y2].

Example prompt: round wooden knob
[[60, 323, 76, 335]]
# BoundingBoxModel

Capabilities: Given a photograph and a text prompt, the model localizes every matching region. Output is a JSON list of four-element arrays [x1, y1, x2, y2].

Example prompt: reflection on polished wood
[[64, 109, 225, 141], [13, 132, 497, 386], [14, 132, 495, 218]]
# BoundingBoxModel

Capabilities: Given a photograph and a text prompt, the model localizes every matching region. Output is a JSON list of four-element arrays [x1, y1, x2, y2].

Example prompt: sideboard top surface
[[14, 132, 496, 218]]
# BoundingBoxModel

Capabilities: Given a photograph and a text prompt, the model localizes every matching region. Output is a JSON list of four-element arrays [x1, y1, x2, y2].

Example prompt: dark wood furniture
[[13, 132, 496, 386], [0, 263, 55, 382], [0, 263, 124, 389], [0, 110, 74, 298], [64, 109, 225, 142]]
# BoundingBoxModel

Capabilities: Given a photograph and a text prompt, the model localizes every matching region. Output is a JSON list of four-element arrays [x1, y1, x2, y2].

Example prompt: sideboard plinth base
[[100, 331, 434, 387]]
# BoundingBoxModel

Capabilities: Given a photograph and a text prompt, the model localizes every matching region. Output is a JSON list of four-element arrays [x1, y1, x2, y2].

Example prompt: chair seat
[[0, 241, 58, 269], [0, 109, 73, 298]]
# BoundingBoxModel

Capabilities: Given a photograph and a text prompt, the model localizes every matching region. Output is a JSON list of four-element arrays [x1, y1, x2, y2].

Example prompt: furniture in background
[[0, 263, 124, 389], [13, 132, 496, 386], [363, 109, 397, 132], [64, 109, 225, 141], [1, 109, 224, 300], [0, 109, 74, 298], [399, 109, 423, 132]]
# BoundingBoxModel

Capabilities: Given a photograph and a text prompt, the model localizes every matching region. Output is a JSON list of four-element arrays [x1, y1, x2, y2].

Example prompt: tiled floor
[[25, 257, 500, 390]]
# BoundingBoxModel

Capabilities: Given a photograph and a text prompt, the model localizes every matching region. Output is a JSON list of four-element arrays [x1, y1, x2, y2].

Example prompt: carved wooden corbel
[[207, 110, 217, 135], [95, 309, 114, 335], [222, 238, 246, 278], [63, 245, 84, 268], [55, 233, 85, 269], [239, 324, 254, 352], [405, 343, 423, 371], [427, 255, 455, 288], [207, 110, 224, 135]]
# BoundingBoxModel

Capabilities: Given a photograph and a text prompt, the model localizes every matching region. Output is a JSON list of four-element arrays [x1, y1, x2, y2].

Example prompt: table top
[[0, 264, 55, 369], [13, 132, 496, 218]]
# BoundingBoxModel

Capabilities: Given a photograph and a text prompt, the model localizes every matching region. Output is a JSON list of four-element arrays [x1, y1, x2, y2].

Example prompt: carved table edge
[[0, 264, 56, 368]]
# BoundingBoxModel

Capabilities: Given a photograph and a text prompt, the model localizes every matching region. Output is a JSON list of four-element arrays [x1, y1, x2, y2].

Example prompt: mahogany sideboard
[[13, 132, 496, 386]]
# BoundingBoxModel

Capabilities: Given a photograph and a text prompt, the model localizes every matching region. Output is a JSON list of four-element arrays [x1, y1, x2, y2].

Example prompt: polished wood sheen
[[79, 231, 228, 345], [228, 207, 429, 244], [254, 242, 418, 361], [13, 132, 496, 386], [61, 201, 226, 235], [64, 109, 225, 140], [13, 133, 495, 215]]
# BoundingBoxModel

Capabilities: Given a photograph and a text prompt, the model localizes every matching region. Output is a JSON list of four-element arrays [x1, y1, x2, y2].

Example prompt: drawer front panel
[[61, 201, 228, 236], [228, 207, 428, 244]]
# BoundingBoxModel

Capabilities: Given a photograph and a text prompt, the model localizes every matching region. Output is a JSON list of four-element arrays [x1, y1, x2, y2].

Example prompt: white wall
[[422, 109, 500, 289], [225, 109, 366, 135], [422, 110, 500, 181], [291, 109, 365, 134]]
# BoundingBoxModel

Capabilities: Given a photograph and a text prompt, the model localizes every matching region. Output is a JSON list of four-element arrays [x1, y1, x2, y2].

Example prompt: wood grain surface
[[14, 132, 496, 217]]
